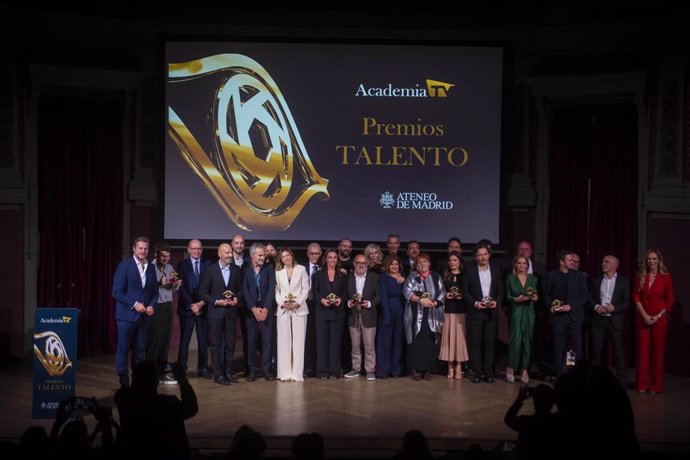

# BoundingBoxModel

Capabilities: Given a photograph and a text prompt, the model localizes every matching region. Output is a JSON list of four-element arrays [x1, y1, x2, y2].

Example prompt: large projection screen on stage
[[165, 41, 503, 243]]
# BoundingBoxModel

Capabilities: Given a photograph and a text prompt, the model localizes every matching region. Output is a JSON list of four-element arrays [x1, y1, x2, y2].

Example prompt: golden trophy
[[482, 295, 494, 304], [222, 290, 235, 299], [524, 287, 536, 297], [326, 293, 338, 305], [449, 286, 461, 299], [352, 292, 362, 308], [552, 299, 563, 311]]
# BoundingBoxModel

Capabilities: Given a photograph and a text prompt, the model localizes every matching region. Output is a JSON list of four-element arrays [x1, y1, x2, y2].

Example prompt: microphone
[[51, 282, 62, 308], [68, 282, 75, 307]]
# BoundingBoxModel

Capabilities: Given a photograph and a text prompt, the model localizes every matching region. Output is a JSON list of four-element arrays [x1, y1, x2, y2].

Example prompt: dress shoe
[[197, 370, 212, 379], [246, 374, 257, 382], [423, 372, 432, 381], [214, 377, 230, 386], [319, 376, 328, 380], [227, 375, 239, 384], [329, 374, 340, 380], [412, 372, 422, 382], [471, 376, 481, 384], [484, 376, 494, 383], [118, 374, 130, 388], [266, 375, 276, 382]]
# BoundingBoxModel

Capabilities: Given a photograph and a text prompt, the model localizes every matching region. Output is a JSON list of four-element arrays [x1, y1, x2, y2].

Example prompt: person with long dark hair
[[438, 251, 468, 380], [312, 249, 347, 379], [376, 255, 406, 379]]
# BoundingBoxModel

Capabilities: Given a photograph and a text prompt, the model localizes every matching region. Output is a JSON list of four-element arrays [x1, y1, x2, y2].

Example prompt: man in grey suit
[[344, 253, 381, 381], [590, 255, 631, 386]]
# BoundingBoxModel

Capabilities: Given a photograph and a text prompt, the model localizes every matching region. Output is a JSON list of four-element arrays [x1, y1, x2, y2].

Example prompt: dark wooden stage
[[2, 353, 690, 458]]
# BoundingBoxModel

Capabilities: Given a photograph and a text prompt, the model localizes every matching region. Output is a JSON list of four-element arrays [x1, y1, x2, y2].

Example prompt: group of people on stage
[[112, 233, 675, 393]]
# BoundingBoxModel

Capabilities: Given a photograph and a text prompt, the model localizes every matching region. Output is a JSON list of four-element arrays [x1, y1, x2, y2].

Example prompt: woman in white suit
[[274, 248, 310, 381]]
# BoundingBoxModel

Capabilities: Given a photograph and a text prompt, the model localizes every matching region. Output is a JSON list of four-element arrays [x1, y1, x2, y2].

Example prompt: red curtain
[[37, 94, 123, 356], [547, 103, 638, 277], [547, 103, 638, 364]]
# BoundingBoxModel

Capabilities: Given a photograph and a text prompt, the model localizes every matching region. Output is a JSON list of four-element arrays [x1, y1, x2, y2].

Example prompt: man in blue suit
[[176, 239, 212, 378], [112, 236, 158, 387], [241, 242, 276, 381]]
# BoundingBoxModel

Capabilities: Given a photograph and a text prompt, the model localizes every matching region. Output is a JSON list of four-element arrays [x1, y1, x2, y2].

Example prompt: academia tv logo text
[[355, 79, 455, 98]]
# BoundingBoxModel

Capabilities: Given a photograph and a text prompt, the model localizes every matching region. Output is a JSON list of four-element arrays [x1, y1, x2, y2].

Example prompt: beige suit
[[275, 265, 310, 381]]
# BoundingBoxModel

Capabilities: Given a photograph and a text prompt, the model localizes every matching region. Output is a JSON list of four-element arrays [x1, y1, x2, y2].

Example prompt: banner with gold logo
[[32, 308, 78, 419]]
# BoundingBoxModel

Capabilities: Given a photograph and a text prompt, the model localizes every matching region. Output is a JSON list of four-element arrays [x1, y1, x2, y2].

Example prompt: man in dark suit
[[544, 250, 589, 376], [112, 236, 158, 387], [230, 234, 251, 376], [344, 253, 380, 381], [242, 243, 276, 381], [199, 243, 242, 385], [176, 239, 212, 379], [402, 240, 420, 276], [303, 242, 322, 377], [590, 255, 630, 386], [461, 243, 504, 383]]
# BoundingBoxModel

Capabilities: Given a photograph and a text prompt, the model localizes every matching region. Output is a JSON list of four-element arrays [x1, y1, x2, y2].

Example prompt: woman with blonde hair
[[633, 249, 674, 393], [364, 244, 384, 274], [505, 255, 538, 384]]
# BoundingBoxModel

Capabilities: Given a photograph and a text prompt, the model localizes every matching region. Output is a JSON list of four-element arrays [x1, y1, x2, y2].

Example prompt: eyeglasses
[[354, 261, 367, 265]]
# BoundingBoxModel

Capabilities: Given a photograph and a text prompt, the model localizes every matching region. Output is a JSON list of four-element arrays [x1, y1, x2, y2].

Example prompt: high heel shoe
[[520, 370, 529, 384], [447, 366, 455, 379], [455, 363, 462, 380], [506, 368, 515, 383]]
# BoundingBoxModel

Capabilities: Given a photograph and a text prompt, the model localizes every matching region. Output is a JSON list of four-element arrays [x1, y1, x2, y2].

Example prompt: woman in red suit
[[633, 249, 675, 393]]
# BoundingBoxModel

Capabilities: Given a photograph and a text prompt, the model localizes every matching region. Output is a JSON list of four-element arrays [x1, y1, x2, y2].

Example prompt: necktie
[[194, 260, 200, 280]]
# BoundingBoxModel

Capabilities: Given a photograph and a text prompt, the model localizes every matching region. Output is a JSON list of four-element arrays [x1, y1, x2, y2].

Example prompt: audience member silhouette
[[292, 432, 325, 460], [46, 396, 116, 460], [463, 443, 486, 460], [553, 361, 640, 460], [393, 430, 433, 460], [504, 384, 556, 460], [229, 424, 266, 460], [114, 360, 198, 460], [19, 425, 49, 460]]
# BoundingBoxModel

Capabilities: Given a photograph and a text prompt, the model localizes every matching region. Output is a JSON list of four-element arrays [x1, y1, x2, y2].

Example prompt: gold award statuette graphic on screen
[[168, 54, 329, 231], [33, 331, 73, 377]]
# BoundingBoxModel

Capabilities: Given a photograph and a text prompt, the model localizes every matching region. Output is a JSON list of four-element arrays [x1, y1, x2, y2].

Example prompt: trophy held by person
[[449, 286, 461, 299]]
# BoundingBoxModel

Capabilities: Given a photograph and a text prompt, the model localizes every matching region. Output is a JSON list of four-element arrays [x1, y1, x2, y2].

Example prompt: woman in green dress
[[505, 255, 538, 383]]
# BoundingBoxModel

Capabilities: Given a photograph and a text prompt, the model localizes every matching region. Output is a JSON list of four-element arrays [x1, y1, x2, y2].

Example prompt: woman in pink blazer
[[633, 249, 675, 393], [274, 248, 310, 382]]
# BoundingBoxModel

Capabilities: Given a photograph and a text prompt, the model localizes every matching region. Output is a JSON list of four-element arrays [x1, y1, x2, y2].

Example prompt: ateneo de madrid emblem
[[168, 54, 329, 231]]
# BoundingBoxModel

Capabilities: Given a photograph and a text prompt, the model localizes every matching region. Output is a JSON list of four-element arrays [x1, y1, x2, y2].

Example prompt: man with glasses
[[338, 238, 354, 274], [303, 243, 323, 377], [344, 254, 380, 381]]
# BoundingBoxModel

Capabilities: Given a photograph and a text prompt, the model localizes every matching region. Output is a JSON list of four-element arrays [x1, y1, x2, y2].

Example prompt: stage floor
[[2, 355, 690, 456]]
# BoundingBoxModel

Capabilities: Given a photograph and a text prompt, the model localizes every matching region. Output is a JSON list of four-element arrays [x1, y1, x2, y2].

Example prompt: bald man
[[199, 243, 243, 385], [590, 255, 631, 386]]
